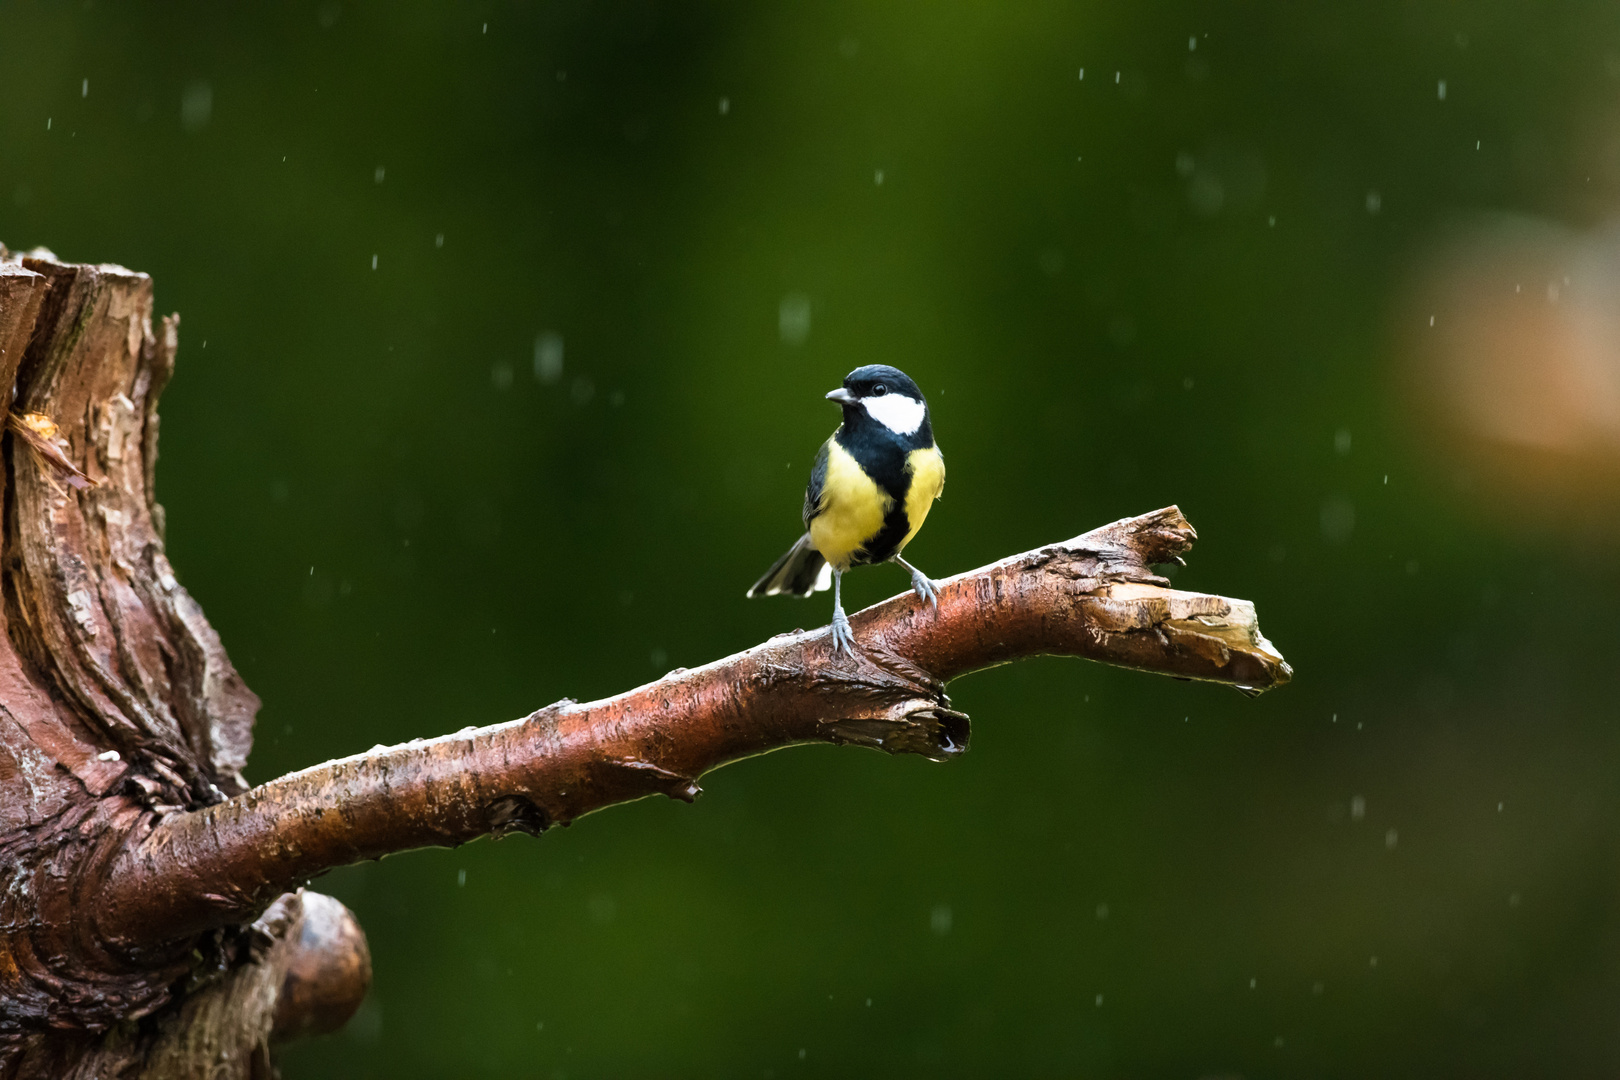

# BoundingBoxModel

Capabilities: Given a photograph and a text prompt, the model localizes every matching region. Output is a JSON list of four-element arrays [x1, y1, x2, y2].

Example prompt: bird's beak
[[825, 388, 858, 406]]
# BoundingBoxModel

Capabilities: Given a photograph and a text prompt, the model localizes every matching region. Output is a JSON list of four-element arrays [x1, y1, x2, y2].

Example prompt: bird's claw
[[828, 609, 855, 655], [910, 569, 940, 609]]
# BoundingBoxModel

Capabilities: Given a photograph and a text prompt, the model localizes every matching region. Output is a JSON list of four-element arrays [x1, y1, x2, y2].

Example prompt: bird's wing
[[802, 438, 830, 529]]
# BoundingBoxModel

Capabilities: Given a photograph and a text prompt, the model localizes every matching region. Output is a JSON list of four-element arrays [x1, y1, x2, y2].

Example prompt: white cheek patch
[[863, 393, 926, 435]]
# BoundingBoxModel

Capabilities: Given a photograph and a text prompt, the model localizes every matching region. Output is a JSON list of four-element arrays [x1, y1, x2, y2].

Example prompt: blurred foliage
[[5, 1, 1620, 1076]]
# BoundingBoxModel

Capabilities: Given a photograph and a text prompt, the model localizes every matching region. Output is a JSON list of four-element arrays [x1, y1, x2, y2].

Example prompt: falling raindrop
[[534, 331, 564, 383], [181, 81, 212, 131], [779, 293, 812, 345]]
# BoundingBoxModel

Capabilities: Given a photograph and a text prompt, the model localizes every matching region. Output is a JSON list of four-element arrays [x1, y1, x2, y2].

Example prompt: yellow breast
[[900, 444, 945, 551], [808, 439, 891, 570]]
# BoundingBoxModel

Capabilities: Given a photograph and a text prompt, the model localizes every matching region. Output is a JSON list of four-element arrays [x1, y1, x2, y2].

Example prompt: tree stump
[[0, 249, 368, 1078]]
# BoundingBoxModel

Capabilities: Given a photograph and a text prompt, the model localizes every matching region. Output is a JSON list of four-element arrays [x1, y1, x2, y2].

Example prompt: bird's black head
[[825, 365, 931, 439]]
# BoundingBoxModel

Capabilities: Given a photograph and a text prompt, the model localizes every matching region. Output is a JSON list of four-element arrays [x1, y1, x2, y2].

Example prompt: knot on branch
[[269, 892, 372, 1043], [805, 642, 966, 760], [818, 698, 971, 760], [0, 804, 191, 1043]]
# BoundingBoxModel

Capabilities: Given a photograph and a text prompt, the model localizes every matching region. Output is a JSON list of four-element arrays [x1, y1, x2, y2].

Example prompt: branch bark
[[95, 505, 1290, 948], [0, 245, 1289, 1076]]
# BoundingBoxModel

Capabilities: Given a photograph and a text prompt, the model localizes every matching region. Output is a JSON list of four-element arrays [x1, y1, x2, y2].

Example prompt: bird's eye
[[871, 383, 888, 396]]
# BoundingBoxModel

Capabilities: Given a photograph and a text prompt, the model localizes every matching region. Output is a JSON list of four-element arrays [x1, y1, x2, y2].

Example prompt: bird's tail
[[746, 533, 831, 598]]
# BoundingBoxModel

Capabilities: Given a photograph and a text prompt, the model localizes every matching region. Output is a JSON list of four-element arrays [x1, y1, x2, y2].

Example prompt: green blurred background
[[7, 1, 1620, 1076]]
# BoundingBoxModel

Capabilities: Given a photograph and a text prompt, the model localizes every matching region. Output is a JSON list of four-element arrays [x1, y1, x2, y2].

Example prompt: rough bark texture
[[0, 246, 1289, 1077], [0, 249, 367, 1078], [5, 890, 368, 1080], [96, 505, 1289, 948]]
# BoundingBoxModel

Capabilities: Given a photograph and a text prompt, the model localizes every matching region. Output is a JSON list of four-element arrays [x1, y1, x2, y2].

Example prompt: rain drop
[[534, 331, 564, 383], [181, 81, 212, 131], [779, 293, 811, 346]]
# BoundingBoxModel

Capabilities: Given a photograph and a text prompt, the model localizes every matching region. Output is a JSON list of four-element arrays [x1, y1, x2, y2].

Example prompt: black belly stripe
[[855, 503, 912, 565], [832, 413, 932, 566]]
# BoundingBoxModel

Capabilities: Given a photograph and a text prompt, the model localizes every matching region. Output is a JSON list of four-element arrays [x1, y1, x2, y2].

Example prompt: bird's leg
[[891, 554, 940, 609], [828, 568, 854, 655]]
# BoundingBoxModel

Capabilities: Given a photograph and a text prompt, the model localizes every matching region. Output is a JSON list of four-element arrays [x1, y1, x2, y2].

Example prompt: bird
[[747, 364, 946, 654]]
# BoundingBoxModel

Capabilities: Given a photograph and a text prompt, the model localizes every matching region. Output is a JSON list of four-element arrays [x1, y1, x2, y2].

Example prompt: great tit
[[747, 364, 946, 653]]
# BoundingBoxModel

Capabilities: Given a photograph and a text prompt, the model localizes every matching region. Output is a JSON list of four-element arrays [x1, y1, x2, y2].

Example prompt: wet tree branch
[[94, 506, 1290, 948]]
